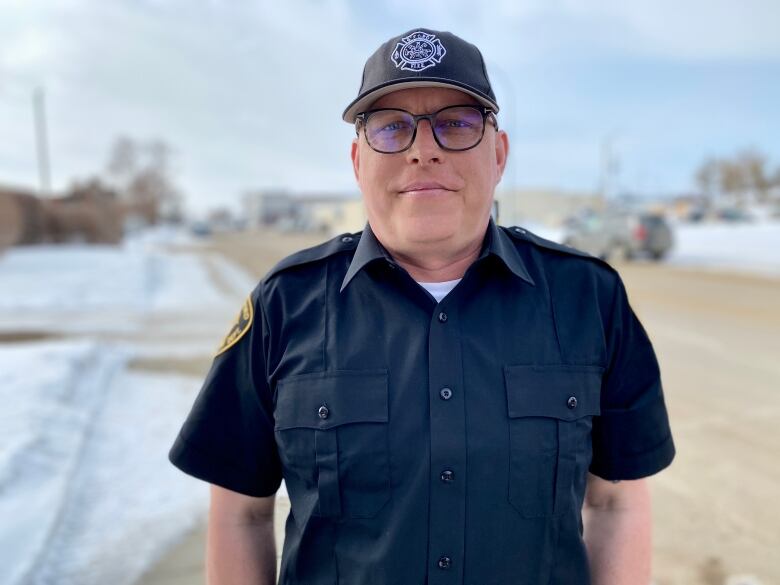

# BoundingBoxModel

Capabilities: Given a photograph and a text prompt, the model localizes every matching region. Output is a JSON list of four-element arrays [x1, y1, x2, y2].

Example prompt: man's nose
[[406, 119, 443, 164]]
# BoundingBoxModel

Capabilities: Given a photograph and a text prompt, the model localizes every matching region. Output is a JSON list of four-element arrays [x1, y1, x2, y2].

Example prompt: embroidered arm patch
[[215, 296, 254, 356]]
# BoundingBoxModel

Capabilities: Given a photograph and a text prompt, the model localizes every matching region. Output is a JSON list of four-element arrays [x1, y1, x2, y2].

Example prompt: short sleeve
[[168, 287, 282, 497], [589, 273, 676, 480]]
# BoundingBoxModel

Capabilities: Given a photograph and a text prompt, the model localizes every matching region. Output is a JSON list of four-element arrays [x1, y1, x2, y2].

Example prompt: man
[[169, 28, 675, 585]]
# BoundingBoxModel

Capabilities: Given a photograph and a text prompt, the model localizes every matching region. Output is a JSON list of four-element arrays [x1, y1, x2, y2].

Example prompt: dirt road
[[620, 264, 779, 585], [139, 234, 780, 585]]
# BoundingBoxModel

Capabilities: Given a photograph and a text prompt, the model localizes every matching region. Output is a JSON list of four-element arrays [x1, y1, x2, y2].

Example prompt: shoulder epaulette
[[504, 225, 615, 270], [265, 231, 361, 280]]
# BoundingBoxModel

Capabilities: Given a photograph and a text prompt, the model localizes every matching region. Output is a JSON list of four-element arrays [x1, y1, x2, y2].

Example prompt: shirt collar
[[340, 222, 392, 292], [482, 217, 536, 286], [340, 217, 535, 293]]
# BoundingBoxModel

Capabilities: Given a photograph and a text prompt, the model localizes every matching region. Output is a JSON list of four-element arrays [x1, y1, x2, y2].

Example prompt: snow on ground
[[0, 245, 238, 312], [666, 221, 780, 278], [0, 341, 210, 585], [0, 230, 255, 333], [0, 231, 257, 585], [0, 231, 285, 585], [0, 341, 122, 585]]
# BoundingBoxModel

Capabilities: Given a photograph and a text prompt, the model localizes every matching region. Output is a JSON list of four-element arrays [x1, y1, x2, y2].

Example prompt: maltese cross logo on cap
[[391, 31, 446, 72]]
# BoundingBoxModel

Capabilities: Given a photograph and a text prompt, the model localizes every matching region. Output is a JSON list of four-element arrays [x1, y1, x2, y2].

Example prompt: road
[[620, 264, 779, 585], [139, 235, 780, 585]]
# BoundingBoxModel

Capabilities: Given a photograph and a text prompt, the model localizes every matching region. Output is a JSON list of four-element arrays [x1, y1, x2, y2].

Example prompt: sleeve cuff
[[168, 432, 281, 498], [589, 432, 676, 481]]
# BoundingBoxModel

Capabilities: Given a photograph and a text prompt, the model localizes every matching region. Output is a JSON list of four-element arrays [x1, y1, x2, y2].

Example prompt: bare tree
[[105, 136, 184, 225], [736, 149, 771, 202], [695, 158, 720, 200], [695, 149, 777, 205]]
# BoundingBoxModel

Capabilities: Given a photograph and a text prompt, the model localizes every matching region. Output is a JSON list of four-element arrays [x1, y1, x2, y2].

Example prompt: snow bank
[[0, 341, 209, 585], [0, 232, 256, 333], [0, 246, 227, 312], [667, 222, 780, 278]]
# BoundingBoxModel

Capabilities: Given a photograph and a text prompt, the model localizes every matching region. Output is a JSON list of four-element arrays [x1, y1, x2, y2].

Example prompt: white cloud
[[489, 0, 780, 61]]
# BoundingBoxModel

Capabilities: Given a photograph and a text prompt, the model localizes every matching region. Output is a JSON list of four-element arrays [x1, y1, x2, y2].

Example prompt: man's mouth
[[398, 182, 454, 196]]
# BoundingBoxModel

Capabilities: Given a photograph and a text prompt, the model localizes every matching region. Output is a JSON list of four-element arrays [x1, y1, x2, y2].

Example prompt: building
[[243, 190, 366, 236]]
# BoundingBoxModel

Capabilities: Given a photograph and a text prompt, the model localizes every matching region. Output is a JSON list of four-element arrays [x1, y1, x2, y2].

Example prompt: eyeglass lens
[[364, 106, 485, 153]]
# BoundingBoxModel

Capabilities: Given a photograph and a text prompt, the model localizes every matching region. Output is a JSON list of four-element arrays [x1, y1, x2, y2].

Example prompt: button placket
[[428, 302, 466, 585]]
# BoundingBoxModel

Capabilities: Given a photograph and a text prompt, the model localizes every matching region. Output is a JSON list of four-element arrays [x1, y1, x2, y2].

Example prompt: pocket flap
[[504, 365, 602, 420], [275, 370, 388, 431]]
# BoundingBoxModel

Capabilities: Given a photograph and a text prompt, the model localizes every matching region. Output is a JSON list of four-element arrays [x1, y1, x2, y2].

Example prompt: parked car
[[562, 210, 673, 262]]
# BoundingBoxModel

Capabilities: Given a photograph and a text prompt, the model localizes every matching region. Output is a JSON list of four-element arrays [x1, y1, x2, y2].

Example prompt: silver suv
[[561, 210, 674, 262]]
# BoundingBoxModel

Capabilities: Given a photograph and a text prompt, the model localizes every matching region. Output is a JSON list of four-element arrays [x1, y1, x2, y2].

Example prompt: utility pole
[[32, 86, 52, 195]]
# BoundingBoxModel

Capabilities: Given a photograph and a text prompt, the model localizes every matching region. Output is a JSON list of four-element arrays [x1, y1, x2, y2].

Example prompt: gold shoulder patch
[[215, 296, 254, 356]]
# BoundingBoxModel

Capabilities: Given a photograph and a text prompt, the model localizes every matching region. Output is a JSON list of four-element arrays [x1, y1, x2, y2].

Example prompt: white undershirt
[[416, 278, 462, 303]]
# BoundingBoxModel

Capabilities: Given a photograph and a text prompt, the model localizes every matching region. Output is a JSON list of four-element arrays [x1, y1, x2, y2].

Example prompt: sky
[[1, 0, 779, 214]]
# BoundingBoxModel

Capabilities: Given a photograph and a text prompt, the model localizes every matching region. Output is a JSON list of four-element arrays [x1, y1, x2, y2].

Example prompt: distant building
[[243, 189, 298, 228], [496, 188, 603, 227], [0, 185, 44, 250], [243, 190, 366, 235], [0, 180, 123, 250]]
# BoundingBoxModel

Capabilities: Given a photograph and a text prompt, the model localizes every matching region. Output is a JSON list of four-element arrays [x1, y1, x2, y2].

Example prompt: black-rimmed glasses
[[355, 105, 498, 154]]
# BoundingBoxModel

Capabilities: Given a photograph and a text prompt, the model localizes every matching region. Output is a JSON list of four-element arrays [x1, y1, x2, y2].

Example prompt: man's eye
[[379, 121, 411, 132], [438, 118, 472, 129]]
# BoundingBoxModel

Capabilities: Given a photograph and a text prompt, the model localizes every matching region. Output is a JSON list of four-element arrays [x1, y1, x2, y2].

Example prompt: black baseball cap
[[342, 28, 499, 123]]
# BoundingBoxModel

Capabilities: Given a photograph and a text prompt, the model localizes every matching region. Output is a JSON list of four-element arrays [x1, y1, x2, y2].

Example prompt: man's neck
[[389, 240, 482, 283]]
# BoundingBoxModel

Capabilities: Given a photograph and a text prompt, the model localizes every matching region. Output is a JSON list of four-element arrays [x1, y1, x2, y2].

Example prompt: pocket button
[[567, 396, 578, 409], [318, 404, 329, 419]]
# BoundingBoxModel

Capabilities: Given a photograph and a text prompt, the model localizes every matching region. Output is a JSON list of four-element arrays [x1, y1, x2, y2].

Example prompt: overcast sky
[[1, 0, 779, 213]]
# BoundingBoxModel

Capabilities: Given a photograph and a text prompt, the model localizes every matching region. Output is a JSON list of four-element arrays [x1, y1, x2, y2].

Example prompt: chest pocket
[[504, 365, 602, 518], [274, 370, 390, 525]]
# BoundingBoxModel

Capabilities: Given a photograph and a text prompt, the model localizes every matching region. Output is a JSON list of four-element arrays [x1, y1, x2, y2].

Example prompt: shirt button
[[438, 311, 448, 323], [439, 387, 453, 400], [318, 405, 329, 419], [440, 469, 454, 482], [567, 396, 578, 409], [437, 556, 452, 569], [341, 236, 354, 243]]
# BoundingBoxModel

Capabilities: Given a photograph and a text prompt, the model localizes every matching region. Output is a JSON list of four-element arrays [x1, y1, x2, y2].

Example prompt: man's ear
[[494, 129, 509, 185], [351, 138, 360, 183]]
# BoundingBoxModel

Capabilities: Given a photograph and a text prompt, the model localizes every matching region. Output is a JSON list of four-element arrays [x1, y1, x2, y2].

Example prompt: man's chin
[[396, 229, 459, 249]]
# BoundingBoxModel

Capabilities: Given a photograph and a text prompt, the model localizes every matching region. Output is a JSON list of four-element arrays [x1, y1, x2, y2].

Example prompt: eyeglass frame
[[354, 104, 499, 154]]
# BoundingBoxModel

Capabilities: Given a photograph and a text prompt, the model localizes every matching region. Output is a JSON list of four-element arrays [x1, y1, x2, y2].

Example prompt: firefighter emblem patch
[[215, 296, 253, 356], [391, 31, 446, 72]]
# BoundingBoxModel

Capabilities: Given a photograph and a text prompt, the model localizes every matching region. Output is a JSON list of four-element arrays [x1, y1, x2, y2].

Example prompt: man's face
[[351, 87, 509, 258]]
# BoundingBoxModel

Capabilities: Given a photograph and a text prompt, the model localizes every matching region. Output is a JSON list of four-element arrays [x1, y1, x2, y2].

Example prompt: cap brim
[[342, 79, 499, 122]]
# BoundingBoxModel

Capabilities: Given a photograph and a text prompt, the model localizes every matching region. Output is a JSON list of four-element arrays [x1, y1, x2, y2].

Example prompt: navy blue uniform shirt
[[169, 218, 675, 585]]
